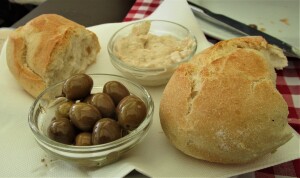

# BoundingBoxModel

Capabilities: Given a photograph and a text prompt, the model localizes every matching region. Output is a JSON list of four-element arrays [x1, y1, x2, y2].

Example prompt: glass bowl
[[108, 20, 197, 86], [28, 74, 154, 167]]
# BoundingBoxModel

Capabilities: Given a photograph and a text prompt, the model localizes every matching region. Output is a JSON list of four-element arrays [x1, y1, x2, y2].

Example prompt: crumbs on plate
[[280, 18, 289, 25]]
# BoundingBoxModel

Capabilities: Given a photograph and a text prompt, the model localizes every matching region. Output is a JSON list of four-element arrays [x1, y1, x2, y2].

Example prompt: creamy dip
[[113, 21, 196, 68]]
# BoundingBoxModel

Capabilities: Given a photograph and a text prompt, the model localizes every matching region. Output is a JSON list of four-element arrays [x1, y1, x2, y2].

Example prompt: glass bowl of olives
[[108, 20, 197, 87], [28, 74, 154, 167]]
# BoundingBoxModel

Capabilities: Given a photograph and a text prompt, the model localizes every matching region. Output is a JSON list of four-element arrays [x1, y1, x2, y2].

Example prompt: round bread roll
[[159, 36, 293, 164], [6, 14, 100, 98]]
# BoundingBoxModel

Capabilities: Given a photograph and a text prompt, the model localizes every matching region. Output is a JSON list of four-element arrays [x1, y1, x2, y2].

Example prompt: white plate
[[0, 0, 299, 177], [189, 0, 300, 49]]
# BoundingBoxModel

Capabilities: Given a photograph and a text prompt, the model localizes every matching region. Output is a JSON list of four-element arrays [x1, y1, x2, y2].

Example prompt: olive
[[48, 117, 76, 144], [92, 118, 122, 145], [75, 132, 92, 146], [62, 74, 93, 100], [55, 101, 74, 118], [82, 94, 94, 103], [103, 81, 130, 105], [116, 95, 147, 131], [86, 93, 115, 118], [69, 102, 101, 131]]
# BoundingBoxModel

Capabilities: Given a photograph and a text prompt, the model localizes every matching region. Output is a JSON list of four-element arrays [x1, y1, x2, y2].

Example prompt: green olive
[[116, 95, 147, 131], [55, 101, 74, 118], [48, 117, 76, 144], [82, 94, 94, 103], [92, 118, 122, 145], [87, 93, 115, 118], [75, 132, 92, 146], [62, 74, 93, 100], [69, 102, 101, 131], [103, 81, 130, 105]]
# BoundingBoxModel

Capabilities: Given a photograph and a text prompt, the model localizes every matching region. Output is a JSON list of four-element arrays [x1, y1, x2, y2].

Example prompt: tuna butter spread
[[113, 21, 196, 68]]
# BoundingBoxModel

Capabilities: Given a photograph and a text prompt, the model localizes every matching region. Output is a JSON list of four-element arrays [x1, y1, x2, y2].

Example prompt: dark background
[[0, 0, 135, 28], [0, 0, 36, 27]]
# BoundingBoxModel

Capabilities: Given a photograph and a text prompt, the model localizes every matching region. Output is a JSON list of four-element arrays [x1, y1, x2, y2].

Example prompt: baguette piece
[[159, 36, 292, 164], [6, 14, 100, 98]]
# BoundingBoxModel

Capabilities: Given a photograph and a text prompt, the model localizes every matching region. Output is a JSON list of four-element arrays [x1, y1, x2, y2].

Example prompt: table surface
[[10, 0, 300, 177]]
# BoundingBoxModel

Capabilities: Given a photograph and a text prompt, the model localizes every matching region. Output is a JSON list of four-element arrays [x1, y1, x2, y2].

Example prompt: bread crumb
[[280, 18, 289, 25], [260, 27, 266, 32], [248, 24, 258, 29], [41, 155, 56, 168]]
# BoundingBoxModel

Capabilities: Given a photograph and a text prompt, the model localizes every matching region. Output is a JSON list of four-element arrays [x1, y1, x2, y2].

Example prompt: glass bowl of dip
[[28, 74, 154, 167], [108, 20, 197, 86]]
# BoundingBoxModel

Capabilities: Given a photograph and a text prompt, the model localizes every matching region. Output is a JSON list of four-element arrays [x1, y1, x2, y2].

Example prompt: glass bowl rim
[[28, 73, 154, 152], [107, 19, 198, 73]]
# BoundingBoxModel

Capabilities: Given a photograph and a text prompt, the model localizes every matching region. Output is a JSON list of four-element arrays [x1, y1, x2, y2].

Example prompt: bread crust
[[159, 36, 292, 164], [6, 14, 100, 97]]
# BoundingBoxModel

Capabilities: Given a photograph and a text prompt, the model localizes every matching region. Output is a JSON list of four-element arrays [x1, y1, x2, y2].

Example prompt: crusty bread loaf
[[159, 36, 293, 164], [6, 14, 100, 98]]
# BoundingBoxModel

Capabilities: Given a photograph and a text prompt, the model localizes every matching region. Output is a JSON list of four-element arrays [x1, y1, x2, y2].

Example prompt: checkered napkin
[[123, 0, 162, 22], [124, 0, 300, 177], [277, 58, 300, 133]]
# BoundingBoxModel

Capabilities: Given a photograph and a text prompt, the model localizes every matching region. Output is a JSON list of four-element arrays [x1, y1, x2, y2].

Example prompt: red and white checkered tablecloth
[[124, 0, 300, 177]]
